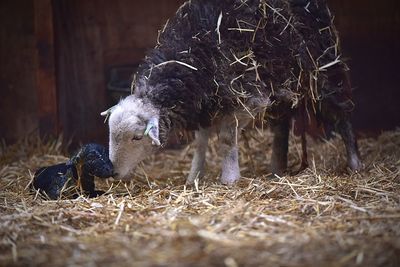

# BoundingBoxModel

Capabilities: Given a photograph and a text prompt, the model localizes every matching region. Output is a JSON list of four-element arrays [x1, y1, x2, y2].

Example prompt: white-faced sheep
[[102, 0, 362, 184]]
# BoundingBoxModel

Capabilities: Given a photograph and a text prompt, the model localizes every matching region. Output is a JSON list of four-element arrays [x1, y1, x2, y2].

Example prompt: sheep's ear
[[100, 105, 117, 123], [144, 117, 161, 146], [100, 106, 116, 116]]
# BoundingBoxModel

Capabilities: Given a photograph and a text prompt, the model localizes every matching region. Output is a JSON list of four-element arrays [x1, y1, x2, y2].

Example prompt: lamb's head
[[102, 96, 161, 180], [71, 143, 114, 179]]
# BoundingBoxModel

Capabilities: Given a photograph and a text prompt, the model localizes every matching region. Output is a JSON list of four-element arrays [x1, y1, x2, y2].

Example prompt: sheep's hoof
[[348, 155, 363, 172], [220, 172, 240, 185], [186, 171, 204, 185]]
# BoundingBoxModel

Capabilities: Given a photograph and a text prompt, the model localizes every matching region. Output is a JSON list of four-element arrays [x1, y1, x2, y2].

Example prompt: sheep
[[102, 0, 362, 184], [32, 144, 113, 199]]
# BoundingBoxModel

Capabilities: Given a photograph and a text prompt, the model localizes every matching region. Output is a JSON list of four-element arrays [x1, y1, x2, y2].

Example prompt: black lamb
[[32, 144, 113, 199]]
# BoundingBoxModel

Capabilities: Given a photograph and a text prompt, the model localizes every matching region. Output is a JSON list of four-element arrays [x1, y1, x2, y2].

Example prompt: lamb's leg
[[337, 118, 362, 171], [270, 117, 290, 176], [187, 128, 210, 184], [80, 174, 95, 194]]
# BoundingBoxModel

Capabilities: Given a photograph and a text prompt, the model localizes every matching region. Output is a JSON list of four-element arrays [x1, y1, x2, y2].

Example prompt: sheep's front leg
[[187, 128, 210, 184], [218, 119, 241, 185]]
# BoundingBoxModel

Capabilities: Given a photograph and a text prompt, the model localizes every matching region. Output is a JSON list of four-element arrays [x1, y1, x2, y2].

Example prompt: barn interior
[[0, 0, 399, 266], [1, 0, 399, 144]]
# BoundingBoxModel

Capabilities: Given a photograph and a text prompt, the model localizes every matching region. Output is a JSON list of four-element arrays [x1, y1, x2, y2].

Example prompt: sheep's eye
[[132, 135, 143, 141]]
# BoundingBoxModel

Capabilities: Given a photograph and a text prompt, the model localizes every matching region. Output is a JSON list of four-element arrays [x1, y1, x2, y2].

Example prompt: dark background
[[0, 0, 399, 144]]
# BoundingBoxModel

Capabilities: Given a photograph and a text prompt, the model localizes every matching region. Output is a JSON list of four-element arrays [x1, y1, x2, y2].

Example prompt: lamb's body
[[106, 0, 361, 183]]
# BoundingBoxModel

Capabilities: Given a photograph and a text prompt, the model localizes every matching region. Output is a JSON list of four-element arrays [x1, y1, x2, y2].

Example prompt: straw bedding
[[0, 130, 399, 267]]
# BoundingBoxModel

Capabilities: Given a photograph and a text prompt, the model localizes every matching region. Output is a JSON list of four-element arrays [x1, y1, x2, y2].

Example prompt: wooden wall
[[0, 0, 399, 143], [0, 1, 38, 142], [329, 0, 400, 133], [53, 0, 185, 144]]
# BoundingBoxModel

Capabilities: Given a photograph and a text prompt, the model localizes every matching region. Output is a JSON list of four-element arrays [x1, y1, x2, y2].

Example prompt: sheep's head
[[102, 96, 161, 180]]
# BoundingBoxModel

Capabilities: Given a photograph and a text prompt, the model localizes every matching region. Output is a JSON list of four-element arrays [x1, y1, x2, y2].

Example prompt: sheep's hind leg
[[187, 127, 210, 184], [270, 117, 290, 177], [319, 96, 362, 171], [337, 118, 362, 171]]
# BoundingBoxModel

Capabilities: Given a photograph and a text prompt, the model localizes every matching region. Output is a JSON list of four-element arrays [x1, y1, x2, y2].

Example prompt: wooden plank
[[53, 0, 184, 144], [34, 0, 58, 137], [0, 0, 39, 142], [328, 0, 400, 132]]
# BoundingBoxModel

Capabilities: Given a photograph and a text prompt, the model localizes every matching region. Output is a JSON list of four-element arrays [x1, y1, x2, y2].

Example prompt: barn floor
[[0, 130, 399, 267]]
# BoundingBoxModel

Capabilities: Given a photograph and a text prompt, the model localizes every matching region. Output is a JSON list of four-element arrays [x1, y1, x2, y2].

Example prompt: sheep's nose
[[112, 172, 119, 177]]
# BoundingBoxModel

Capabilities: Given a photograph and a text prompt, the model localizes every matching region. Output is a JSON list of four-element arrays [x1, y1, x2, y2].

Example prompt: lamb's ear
[[68, 149, 83, 166], [144, 117, 161, 146]]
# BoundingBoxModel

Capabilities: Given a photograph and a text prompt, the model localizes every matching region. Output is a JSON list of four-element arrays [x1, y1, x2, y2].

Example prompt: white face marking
[[108, 96, 159, 180]]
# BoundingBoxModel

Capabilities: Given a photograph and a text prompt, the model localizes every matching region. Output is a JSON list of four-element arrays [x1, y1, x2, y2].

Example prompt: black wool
[[133, 0, 353, 138], [32, 144, 113, 200]]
